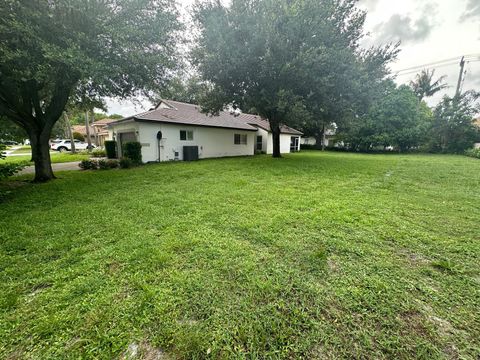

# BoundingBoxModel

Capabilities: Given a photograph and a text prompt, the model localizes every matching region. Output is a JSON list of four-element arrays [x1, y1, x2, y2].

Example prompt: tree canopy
[[192, 0, 398, 157], [341, 83, 432, 152], [427, 91, 480, 153], [0, 0, 182, 181]]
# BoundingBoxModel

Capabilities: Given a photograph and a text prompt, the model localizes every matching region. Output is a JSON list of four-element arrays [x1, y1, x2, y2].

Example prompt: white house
[[107, 100, 303, 162]]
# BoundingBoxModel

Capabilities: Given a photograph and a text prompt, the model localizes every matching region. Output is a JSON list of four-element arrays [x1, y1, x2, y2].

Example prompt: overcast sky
[[106, 0, 480, 115]]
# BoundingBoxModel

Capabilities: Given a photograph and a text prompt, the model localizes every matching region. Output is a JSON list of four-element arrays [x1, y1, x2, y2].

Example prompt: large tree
[[428, 91, 480, 153], [341, 83, 432, 152], [0, 0, 181, 181], [192, 0, 397, 157]]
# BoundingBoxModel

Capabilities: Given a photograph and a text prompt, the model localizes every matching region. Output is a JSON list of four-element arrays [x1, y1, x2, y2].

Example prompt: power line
[[394, 59, 480, 77], [394, 54, 480, 74]]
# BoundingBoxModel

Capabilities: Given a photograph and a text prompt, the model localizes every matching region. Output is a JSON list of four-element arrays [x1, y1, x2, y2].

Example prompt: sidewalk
[[18, 161, 81, 175]]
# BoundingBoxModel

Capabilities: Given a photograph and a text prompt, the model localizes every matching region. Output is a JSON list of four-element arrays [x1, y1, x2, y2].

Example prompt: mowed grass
[[1, 152, 90, 165], [0, 152, 479, 359]]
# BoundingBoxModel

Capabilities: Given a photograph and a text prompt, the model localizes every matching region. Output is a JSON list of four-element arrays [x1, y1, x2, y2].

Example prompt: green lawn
[[9, 145, 32, 155], [0, 152, 479, 359], [1, 152, 90, 165]]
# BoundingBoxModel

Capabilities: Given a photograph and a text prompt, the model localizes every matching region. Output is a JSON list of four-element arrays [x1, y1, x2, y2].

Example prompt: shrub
[[79, 159, 98, 170], [105, 141, 117, 159], [0, 162, 27, 179], [300, 144, 317, 150], [98, 159, 118, 170], [91, 148, 106, 157], [465, 147, 480, 159], [106, 159, 119, 169], [97, 159, 108, 170], [123, 142, 142, 164], [72, 132, 85, 141], [119, 157, 133, 169]]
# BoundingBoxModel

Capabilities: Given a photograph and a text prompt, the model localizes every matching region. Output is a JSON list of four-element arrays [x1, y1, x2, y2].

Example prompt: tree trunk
[[30, 129, 55, 182], [64, 112, 76, 153], [314, 131, 323, 150], [271, 121, 281, 158], [85, 111, 92, 152], [321, 123, 326, 151]]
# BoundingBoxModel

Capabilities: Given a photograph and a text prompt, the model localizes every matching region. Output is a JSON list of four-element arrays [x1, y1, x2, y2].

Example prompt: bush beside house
[[105, 140, 117, 159], [122, 142, 142, 164]]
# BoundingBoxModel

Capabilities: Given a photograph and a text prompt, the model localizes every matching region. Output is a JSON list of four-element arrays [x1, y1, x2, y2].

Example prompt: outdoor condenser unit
[[183, 146, 199, 161]]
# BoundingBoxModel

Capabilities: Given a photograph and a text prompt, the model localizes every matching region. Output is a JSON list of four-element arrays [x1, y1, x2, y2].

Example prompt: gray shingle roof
[[110, 99, 303, 135]]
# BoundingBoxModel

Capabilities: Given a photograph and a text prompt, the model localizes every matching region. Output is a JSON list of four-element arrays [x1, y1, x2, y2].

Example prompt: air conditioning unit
[[183, 146, 199, 161]]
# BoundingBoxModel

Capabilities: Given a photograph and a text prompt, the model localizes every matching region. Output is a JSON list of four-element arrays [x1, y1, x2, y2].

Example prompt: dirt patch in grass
[[120, 342, 169, 360]]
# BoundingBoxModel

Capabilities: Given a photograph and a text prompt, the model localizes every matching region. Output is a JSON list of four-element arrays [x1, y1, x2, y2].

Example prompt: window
[[180, 130, 194, 141], [234, 134, 248, 145]]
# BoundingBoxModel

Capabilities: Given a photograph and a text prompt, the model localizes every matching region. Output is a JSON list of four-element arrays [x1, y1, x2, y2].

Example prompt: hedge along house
[[107, 100, 303, 162]]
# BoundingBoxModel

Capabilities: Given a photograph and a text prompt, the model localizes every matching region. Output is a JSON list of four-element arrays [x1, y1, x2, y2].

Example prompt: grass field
[[0, 152, 479, 359], [1, 152, 90, 165]]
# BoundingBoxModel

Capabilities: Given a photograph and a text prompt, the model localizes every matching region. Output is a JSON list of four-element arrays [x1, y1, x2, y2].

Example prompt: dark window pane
[[180, 130, 186, 140]]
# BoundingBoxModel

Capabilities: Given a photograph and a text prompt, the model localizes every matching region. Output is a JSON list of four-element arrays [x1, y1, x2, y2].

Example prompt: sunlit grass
[[0, 151, 479, 358]]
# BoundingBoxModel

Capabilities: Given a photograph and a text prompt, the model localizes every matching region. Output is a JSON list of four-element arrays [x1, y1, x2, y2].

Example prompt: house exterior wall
[[266, 133, 297, 154], [110, 122, 255, 162], [255, 128, 269, 153]]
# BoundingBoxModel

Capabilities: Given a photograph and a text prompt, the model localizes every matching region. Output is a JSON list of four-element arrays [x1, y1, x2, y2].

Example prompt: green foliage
[[98, 159, 118, 170], [122, 142, 142, 164], [465, 147, 480, 159], [192, 0, 398, 156], [105, 141, 117, 159], [1, 153, 479, 358], [0, 0, 182, 181], [427, 91, 480, 153], [91, 149, 106, 157], [342, 84, 432, 152], [0, 162, 26, 179], [159, 75, 209, 104], [79, 159, 98, 170], [72, 132, 84, 141], [0, 117, 26, 143], [119, 157, 133, 169], [410, 69, 448, 101]]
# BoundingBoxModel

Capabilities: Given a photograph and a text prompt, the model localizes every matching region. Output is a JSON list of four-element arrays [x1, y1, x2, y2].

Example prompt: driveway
[[19, 161, 81, 175]]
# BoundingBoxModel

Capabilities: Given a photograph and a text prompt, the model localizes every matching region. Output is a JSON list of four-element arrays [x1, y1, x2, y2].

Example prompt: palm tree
[[410, 69, 448, 101]]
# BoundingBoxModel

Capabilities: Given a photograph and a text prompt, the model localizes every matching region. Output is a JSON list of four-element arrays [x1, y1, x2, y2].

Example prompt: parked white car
[[50, 139, 95, 152]]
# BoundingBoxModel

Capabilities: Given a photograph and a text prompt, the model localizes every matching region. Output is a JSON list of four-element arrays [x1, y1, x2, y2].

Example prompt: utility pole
[[455, 56, 465, 98]]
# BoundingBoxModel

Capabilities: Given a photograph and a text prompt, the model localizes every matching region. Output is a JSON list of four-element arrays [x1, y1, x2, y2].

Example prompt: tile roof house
[[72, 119, 116, 146], [108, 99, 303, 162]]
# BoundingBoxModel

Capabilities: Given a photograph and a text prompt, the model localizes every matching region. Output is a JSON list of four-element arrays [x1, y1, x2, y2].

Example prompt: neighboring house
[[71, 125, 95, 144], [92, 118, 115, 146], [301, 128, 336, 147], [107, 99, 303, 162], [71, 118, 115, 146]]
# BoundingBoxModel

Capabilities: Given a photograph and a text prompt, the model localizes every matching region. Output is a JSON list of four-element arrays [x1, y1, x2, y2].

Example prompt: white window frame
[[180, 130, 194, 141], [234, 133, 248, 145]]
